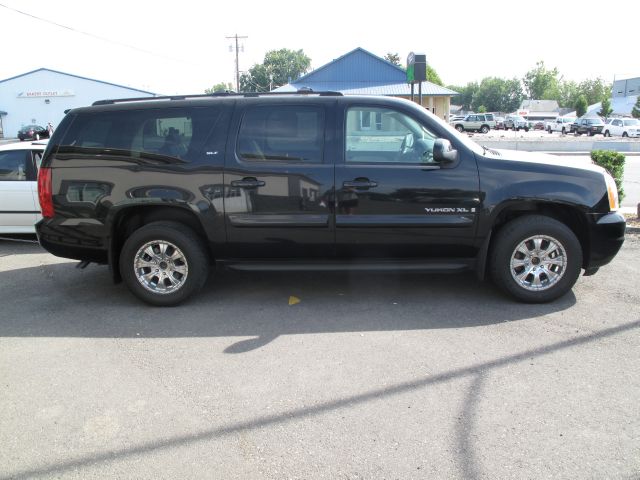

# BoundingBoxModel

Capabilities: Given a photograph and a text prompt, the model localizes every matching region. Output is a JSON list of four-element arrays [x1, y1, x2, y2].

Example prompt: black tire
[[561, 127, 566, 135], [455, 125, 464, 132], [489, 215, 582, 303], [622, 132, 628, 138], [524, 127, 529, 132], [119, 221, 209, 306], [480, 125, 489, 134], [604, 130, 610, 137]]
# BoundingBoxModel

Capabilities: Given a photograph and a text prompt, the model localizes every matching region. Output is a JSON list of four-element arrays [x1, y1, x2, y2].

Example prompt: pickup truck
[[546, 116, 575, 134], [451, 113, 496, 133], [36, 92, 625, 306], [572, 117, 605, 136]]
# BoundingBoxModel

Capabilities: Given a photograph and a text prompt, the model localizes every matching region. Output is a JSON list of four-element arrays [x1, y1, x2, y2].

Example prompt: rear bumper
[[36, 219, 108, 263], [587, 211, 626, 269]]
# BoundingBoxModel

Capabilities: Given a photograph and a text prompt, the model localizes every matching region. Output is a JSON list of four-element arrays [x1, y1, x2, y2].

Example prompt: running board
[[219, 258, 475, 273]]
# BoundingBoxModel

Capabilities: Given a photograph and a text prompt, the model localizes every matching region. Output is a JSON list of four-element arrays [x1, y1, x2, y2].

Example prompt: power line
[[0, 2, 196, 66]]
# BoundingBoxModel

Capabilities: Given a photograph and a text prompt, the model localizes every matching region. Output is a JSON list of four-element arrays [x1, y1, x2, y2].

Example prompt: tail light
[[38, 167, 54, 218]]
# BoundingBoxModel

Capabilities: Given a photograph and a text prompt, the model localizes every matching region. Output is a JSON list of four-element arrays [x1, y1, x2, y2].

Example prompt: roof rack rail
[[92, 89, 343, 106]]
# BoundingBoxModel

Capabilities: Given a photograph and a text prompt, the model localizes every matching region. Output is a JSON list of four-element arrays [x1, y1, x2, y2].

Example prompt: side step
[[219, 258, 475, 273]]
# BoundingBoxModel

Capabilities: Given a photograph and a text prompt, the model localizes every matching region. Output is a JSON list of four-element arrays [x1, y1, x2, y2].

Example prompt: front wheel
[[622, 132, 628, 138], [489, 215, 582, 303], [455, 125, 464, 132], [119, 221, 209, 306]]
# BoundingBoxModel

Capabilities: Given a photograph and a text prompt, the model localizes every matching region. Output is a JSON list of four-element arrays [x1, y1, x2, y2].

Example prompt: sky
[[1, 0, 639, 95]]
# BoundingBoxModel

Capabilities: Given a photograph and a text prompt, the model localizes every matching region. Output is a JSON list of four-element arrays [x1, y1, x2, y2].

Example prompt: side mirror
[[433, 138, 458, 164]]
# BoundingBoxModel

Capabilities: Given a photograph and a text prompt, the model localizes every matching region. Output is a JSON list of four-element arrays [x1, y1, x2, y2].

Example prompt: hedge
[[590, 150, 625, 201]]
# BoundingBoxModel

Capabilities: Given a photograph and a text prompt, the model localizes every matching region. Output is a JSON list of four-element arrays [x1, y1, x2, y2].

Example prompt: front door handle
[[230, 178, 266, 188], [343, 179, 378, 189]]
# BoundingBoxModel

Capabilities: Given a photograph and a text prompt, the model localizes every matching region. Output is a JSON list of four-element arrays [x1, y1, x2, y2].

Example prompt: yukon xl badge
[[425, 207, 476, 214]]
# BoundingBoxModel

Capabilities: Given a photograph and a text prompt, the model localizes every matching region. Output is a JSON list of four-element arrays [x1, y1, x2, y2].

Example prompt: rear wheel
[[480, 125, 489, 134], [622, 132, 628, 138], [489, 215, 582, 303], [119, 221, 209, 306]]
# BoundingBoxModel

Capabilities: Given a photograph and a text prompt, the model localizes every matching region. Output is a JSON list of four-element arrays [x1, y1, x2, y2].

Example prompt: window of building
[[237, 105, 324, 163]]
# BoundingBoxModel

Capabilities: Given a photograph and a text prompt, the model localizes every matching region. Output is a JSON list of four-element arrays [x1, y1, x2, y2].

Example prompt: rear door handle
[[230, 178, 266, 188], [343, 179, 378, 189]]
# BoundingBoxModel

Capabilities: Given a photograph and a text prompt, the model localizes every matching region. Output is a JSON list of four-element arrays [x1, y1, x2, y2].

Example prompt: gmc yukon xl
[[36, 92, 626, 305]]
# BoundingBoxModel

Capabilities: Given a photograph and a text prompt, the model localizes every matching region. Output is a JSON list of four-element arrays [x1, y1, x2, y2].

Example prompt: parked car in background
[[451, 113, 496, 133], [0, 141, 46, 233], [494, 116, 505, 129], [504, 115, 529, 131], [17, 125, 49, 141], [533, 121, 546, 130], [602, 118, 640, 137], [547, 116, 576, 134], [572, 117, 605, 136]]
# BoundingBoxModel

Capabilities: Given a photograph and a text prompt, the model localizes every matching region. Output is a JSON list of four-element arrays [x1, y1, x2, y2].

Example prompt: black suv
[[36, 92, 625, 305]]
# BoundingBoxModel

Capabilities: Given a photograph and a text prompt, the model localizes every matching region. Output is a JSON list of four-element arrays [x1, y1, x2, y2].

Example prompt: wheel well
[[110, 206, 212, 281], [485, 203, 589, 275]]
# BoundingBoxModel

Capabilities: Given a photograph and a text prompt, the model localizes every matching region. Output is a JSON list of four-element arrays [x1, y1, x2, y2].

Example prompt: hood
[[488, 149, 607, 175]]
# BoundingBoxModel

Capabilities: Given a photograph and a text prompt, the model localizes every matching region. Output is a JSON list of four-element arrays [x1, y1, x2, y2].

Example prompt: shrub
[[591, 150, 625, 201]]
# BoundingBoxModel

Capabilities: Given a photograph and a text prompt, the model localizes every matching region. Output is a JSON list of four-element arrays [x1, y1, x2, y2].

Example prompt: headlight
[[604, 172, 619, 211]]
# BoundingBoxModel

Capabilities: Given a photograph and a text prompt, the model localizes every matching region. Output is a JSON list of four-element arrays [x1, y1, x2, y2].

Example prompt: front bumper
[[587, 211, 626, 269]]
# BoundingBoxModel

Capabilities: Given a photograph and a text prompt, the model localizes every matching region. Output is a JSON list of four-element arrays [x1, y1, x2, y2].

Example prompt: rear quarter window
[[59, 106, 224, 164]]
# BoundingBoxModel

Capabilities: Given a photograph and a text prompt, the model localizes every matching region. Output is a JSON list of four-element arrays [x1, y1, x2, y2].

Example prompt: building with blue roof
[[274, 48, 458, 120], [0, 68, 155, 139]]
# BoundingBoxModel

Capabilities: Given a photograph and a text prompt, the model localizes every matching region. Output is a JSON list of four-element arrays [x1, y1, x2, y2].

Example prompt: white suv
[[0, 141, 47, 233], [602, 118, 640, 138]]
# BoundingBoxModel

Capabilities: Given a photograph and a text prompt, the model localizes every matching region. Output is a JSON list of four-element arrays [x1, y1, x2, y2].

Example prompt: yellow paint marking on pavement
[[288, 296, 301, 305]]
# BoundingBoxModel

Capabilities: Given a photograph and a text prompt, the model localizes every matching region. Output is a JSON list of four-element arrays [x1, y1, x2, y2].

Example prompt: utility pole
[[226, 34, 247, 92]]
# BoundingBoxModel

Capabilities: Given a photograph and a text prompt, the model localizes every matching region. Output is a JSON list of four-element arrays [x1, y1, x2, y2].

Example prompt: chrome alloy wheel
[[509, 235, 567, 291], [134, 240, 189, 294]]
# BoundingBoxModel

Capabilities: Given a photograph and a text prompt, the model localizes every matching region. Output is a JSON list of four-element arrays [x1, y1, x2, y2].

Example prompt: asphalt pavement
[[0, 234, 638, 479]]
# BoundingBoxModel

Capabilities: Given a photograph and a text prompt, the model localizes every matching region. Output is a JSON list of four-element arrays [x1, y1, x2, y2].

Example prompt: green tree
[[575, 95, 588, 117], [447, 82, 478, 111], [205, 82, 233, 94], [598, 97, 613, 118], [477, 105, 487, 113], [577, 78, 611, 106], [240, 48, 311, 92], [470, 77, 523, 113], [384, 52, 401, 66], [633, 96, 640, 119], [426, 65, 443, 86], [522, 61, 561, 100], [558, 80, 579, 108]]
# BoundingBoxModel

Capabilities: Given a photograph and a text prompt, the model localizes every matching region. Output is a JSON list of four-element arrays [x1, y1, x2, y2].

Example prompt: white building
[[0, 68, 155, 139]]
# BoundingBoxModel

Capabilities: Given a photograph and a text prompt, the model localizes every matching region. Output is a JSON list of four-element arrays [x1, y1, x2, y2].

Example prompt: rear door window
[[236, 105, 325, 163], [0, 150, 29, 181]]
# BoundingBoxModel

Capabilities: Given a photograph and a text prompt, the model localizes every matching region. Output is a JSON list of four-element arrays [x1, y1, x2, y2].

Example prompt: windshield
[[587, 119, 603, 125], [623, 119, 639, 126]]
